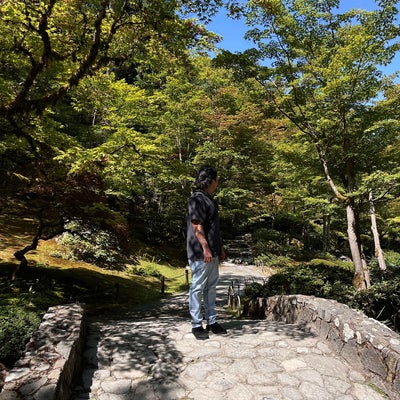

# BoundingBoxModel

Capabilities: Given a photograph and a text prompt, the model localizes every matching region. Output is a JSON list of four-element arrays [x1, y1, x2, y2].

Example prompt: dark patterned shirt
[[186, 190, 221, 261]]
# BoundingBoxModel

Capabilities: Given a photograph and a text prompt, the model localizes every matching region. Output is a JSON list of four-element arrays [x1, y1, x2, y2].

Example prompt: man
[[186, 165, 227, 340]]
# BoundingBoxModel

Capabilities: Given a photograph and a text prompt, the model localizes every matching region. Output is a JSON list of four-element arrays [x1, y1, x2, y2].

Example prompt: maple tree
[[216, 0, 400, 288]]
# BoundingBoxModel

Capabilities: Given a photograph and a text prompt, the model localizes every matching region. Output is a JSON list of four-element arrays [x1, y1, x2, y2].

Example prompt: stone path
[[72, 263, 393, 400]]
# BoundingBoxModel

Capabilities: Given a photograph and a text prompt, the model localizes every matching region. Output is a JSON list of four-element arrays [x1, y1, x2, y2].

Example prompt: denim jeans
[[189, 257, 219, 328]]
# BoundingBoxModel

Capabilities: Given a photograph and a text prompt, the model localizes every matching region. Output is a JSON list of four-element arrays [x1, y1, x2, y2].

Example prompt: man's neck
[[197, 188, 212, 197]]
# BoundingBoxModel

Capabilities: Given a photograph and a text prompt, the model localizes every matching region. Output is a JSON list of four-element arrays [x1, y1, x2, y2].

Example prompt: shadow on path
[[73, 264, 317, 399]]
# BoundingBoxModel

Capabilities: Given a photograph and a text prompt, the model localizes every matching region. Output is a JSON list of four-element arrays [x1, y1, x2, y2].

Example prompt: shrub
[[252, 228, 306, 260], [243, 281, 264, 299], [350, 251, 400, 332], [129, 264, 162, 278], [0, 303, 40, 366], [244, 259, 355, 303], [55, 220, 128, 270], [252, 228, 284, 243], [350, 280, 400, 332], [368, 250, 400, 281], [244, 254, 400, 333], [254, 253, 295, 269]]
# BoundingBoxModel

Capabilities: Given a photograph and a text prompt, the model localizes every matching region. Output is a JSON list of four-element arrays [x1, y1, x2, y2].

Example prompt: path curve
[[72, 263, 391, 400]]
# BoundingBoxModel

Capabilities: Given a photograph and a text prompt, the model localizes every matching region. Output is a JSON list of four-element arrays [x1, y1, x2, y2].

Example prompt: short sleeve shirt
[[186, 190, 221, 261]]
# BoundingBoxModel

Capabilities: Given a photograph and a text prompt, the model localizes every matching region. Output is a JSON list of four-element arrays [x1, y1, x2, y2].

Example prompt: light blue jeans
[[189, 257, 219, 328]]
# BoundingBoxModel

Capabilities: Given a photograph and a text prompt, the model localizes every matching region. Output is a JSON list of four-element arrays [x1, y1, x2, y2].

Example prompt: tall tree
[[0, 0, 223, 269], [218, 0, 400, 288], [168, 57, 275, 230]]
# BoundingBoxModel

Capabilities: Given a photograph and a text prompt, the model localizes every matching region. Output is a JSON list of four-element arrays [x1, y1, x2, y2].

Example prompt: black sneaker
[[206, 322, 227, 334], [192, 326, 209, 340]]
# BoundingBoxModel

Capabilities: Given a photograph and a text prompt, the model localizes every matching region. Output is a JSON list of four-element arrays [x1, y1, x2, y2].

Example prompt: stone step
[[223, 233, 253, 264]]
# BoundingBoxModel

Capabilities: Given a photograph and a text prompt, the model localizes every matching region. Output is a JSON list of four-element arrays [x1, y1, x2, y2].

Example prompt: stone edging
[[245, 294, 400, 399], [2, 296, 400, 399], [0, 303, 85, 400]]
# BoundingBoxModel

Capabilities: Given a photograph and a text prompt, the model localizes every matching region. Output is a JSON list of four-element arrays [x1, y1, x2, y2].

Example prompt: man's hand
[[203, 248, 213, 263], [219, 247, 225, 262]]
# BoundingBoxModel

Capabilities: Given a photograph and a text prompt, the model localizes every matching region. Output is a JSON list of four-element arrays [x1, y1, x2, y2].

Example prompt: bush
[[350, 280, 400, 332], [252, 228, 284, 243], [368, 250, 400, 281], [0, 303, 40, 366], [350, 251, 400, 332], [129, 264, 162, 278], [254, 253, 295, 269], [252, 228, 306, 260], [244, 254, 400, 333], [243, 281, 264, 299], [55, 220, 128, 270], [244, 259, 355, 303]]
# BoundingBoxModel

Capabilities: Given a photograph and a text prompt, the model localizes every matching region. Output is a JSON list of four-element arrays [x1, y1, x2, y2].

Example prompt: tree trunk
[[317, 148, 369, 289], [347, 203, 369, 289], [322, 213, 331, 253], [12, 223, 43, 280], [369, 190, 387, 272], [361, 245, 371, 288]]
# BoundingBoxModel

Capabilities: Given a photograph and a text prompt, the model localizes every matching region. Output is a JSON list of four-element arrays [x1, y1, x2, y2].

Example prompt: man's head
[[195, 165, 218, 192]]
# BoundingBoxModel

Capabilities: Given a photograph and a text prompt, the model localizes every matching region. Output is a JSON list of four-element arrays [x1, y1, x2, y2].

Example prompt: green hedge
[[350, 251, 400, 332], [246, 259, 355, 302], [0, 304, 40, 366], [244, 255, 400, 332]]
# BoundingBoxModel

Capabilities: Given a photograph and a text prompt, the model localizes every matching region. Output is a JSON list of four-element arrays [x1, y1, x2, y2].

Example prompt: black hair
[[195, 165, 217, 190]]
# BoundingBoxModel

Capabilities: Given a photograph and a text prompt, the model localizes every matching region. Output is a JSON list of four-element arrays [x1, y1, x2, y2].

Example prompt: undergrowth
[[245, 254, 400, 333], [0, 221, 188, 367]]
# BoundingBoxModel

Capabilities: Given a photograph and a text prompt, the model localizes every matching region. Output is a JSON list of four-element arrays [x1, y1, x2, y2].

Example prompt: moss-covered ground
[[0, 216, 189, 367]]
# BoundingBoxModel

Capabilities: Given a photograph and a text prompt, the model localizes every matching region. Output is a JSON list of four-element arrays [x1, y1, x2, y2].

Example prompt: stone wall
[[2, 296, 400, 399], [0, 303, 85, 400], [245, 295, 400, 398]]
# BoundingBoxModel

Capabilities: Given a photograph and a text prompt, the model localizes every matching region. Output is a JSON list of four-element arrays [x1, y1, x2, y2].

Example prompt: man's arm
[[191, 220, 213, 263]]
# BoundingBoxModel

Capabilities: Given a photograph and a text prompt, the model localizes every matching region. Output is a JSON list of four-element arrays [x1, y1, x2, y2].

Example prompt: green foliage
[[245, 253, 400, 332], [351, 280, 400, 332], [252, 226, 306, 260], [54, 220, 130, 270], [129, 264, 162, 278], [245, 260, 355, 303], [243, 281, 264, 300], [0, 0, 400, 304], [371, 251, 400, 278], [224, 0, 400, 288], [254, 253, 294, 269], [0, 1, 225, 266], [0, 0, 219, 121], [0, 302, 40, 366], [350, 252, 400, 331]]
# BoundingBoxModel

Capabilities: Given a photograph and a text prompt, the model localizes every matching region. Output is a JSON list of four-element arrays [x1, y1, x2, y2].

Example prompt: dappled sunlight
[[0, 217, 183, 312], [222, 319, 316, 342], [0, 217, 39, 261]]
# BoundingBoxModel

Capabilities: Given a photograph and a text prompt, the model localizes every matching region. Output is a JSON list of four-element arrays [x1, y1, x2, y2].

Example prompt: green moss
[[0, 256, 188, 366]]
